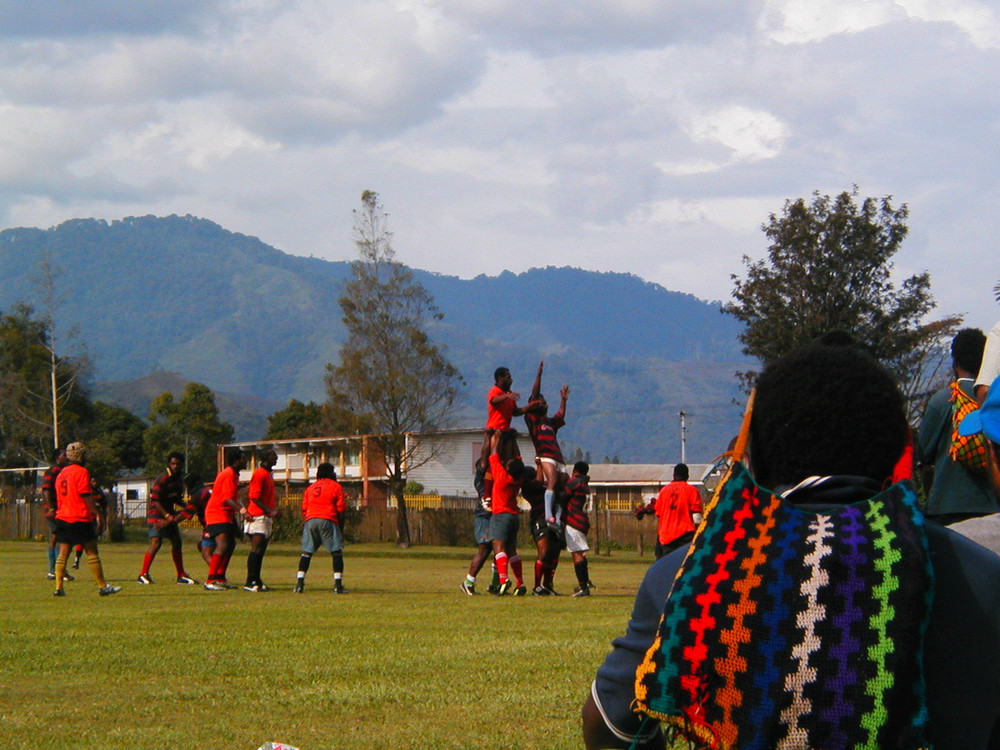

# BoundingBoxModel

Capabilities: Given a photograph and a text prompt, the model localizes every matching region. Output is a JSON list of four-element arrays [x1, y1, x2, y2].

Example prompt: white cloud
[[1, 0, 999, 329]]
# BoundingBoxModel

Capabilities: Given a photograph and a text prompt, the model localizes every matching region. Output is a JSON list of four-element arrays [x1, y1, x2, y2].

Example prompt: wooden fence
[[1, 496, 662, 554]]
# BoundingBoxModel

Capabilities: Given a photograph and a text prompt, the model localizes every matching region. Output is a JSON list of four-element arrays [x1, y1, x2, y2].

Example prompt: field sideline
[[0, 540, 657, 749]]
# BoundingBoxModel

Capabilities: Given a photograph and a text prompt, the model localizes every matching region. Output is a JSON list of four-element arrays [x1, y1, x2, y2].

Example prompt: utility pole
[[679, 410, 687, 464]]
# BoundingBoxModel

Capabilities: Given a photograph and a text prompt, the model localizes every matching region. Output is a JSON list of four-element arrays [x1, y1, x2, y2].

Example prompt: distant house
[[587, 462, 720, 510]]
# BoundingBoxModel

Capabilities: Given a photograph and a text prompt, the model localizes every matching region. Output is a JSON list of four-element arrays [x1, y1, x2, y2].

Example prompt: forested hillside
[[0, 216, 748, 461]]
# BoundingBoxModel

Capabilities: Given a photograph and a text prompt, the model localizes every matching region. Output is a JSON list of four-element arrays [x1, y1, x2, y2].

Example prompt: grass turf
[[0, 540, 658, 749]]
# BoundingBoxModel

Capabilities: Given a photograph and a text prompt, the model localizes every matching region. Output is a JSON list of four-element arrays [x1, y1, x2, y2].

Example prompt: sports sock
[[509, 555, 523, 587], [246, 550, 261, 586], [574, 558, 589, 587], [495, 552, 509, 583], [87, 552, 108, 587], [534, 559, 544, 589], [171, 546, 185, 576], [74, 545, 83, 563], [54, 552, 68, 592], [466, 573, 476, 584], [48, 544, 57, 574], [545, 559, 558, 589], [332, 551, 344, 575], [298, 554, 312, 573], [491, 563, 499, 589], [208, 553, 223, 580], [140, 553, 154, 577], [544, 490, 555, 520]]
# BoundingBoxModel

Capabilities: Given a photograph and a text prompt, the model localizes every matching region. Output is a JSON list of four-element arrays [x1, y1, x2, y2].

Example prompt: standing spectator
[[42, 448, 71, 582], [52, 442, 120, 597], [562, 461, 594, 597], [137, 452, 198, 585], [295, 462, 347, 594], [203, 448, 248, 591], [583, 342, 1000, 749], [917, 328, 997, 524], [635, 463, 704, 558], [244, 449, 278, 592]]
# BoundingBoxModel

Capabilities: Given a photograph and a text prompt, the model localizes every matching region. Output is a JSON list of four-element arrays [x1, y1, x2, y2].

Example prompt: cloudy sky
[[2, 0, 999, 329]]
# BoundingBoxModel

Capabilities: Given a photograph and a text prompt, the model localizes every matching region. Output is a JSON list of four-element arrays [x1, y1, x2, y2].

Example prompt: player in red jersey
[[490, 431, 527, 595], [480, 366, 537, 504], [295, 462, 348, 594], [244, 449, 278, 592], [635, 463, 704, 558], [52, 442, 120, 596], [203, 448, 248, 590]]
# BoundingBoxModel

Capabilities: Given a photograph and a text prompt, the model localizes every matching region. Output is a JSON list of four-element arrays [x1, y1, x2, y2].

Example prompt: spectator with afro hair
[[584, 339, 1000, 750]]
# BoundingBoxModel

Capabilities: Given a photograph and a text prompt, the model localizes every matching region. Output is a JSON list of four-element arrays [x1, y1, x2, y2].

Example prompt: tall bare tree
[[326, 191, 462, 547]]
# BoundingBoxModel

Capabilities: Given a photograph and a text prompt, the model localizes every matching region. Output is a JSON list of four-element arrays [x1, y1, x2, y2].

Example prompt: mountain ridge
[[0, 215, 749, 461]]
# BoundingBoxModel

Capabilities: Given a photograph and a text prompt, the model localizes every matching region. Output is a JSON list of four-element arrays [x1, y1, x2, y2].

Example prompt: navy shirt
[[590, 480, 1000, 749]]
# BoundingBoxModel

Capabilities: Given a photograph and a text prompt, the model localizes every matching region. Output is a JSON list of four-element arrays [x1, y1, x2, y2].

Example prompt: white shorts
[[539, 457, 566, 475], [565, 525, 589, 553], [244, 516, 273, 538]]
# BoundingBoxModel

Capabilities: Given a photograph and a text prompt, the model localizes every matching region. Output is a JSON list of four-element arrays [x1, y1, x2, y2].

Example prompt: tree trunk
[[395, 488, 411, 547]]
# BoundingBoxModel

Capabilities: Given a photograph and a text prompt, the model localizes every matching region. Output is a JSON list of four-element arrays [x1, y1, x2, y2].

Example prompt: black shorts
[[54, 519, 97, 546], [148, 522, 182, 541], [530, 517, 564, 547], [205, 522, 237, 539]]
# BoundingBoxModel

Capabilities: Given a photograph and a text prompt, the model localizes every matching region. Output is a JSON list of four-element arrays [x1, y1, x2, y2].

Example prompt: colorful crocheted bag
[[949, 381, 989, 472], [633, 462, 934, 750]]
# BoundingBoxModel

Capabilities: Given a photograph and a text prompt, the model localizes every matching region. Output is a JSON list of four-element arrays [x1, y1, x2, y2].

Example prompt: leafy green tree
[[725, 188, 960, 418], [0, 303, 89, 468], [143, 382, 233, 479], [265, 398, 367, 439], [81, 401, 147, 479], [326, 191, 463, 547]]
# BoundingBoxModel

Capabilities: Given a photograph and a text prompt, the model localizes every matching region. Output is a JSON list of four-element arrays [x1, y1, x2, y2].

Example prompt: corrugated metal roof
[[588, 463, 714, 484]]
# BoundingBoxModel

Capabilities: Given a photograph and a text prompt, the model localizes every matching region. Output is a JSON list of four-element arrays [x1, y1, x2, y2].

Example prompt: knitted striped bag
[[633, 462, 934, 750]]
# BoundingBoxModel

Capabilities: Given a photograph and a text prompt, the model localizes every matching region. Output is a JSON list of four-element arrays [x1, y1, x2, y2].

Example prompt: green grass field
[[0, 540, 656, 749]]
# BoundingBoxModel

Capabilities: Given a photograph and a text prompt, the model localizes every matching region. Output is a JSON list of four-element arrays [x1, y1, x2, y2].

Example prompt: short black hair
[[507, 457, 525, 477], [168, 451, 185, 464], [750, 343, 907, 487], [316, 462, 335, 480], [574, 461, 589, 475], [494, 366, 510, 383], [952, 328, 987, 375], [225, 448, 244, 467], [52, 448, 66, 462], [673, 463, 689, 481]]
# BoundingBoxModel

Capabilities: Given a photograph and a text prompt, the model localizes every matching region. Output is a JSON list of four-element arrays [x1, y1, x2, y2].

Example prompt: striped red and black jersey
[[521, 478, 547, 522], [176, 486, 211, 527], [562, 474, 591, 534], [41, 464, 62, 509], [524, 411, 565, 463], [148, 471, 185, 523]]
